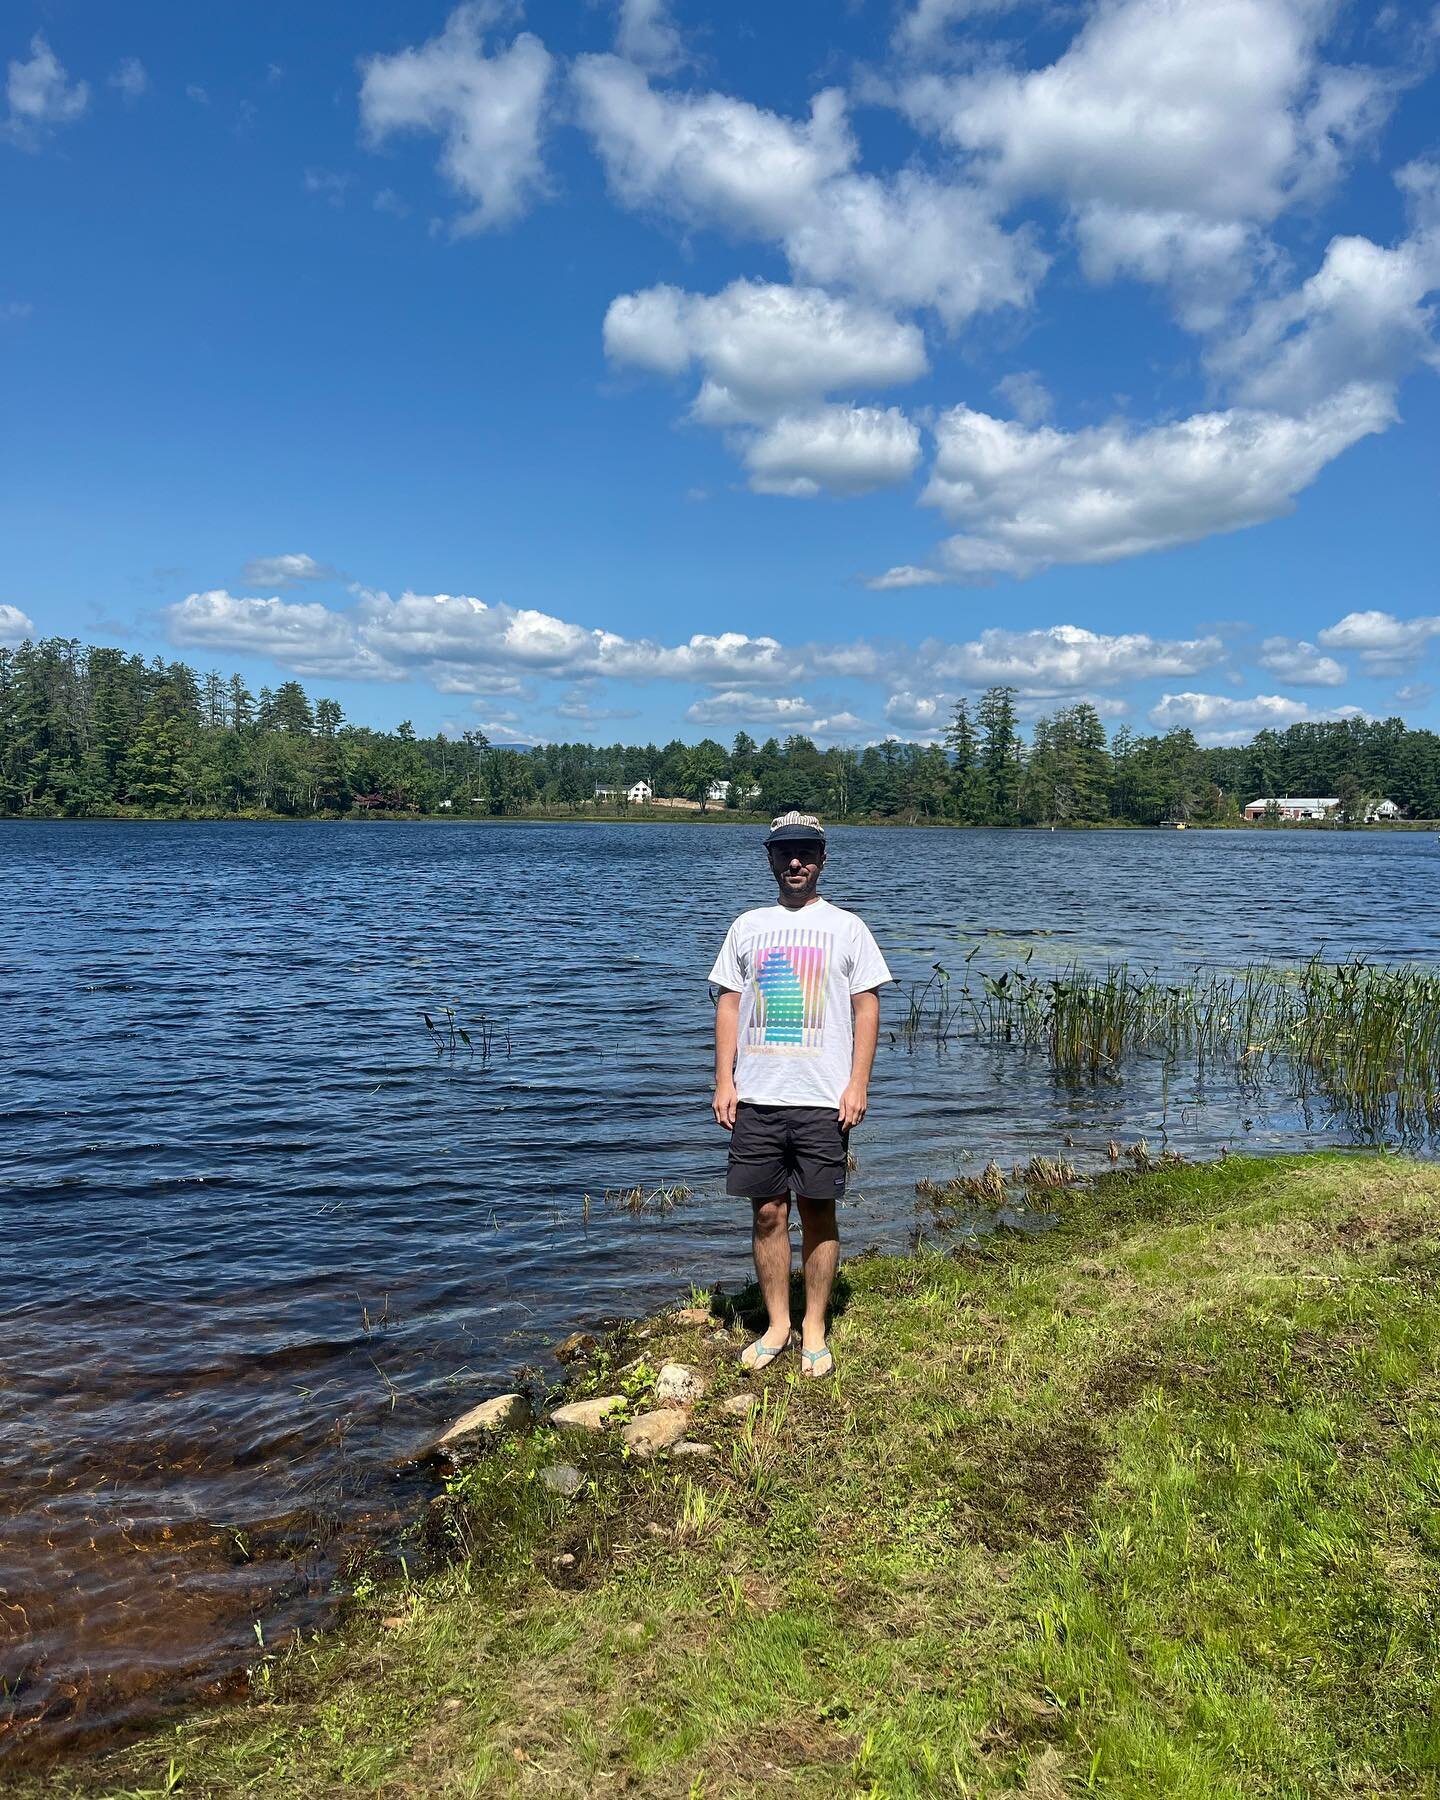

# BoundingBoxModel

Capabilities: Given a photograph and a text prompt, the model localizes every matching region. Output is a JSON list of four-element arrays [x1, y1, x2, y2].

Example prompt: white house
[[627, 780, 654, 804], [1243, 795, 1400, 822]]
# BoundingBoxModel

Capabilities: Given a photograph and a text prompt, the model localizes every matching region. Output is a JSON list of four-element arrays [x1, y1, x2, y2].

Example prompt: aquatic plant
[[420, 1006, 511, 1060], [898, 953, 1440, 1142], [583, 1183, 694, 1216]]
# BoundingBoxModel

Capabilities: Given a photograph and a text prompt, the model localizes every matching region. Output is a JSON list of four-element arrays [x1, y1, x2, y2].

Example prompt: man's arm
[[839, 988, 880, 1128], [713, 989, 740, 1129]]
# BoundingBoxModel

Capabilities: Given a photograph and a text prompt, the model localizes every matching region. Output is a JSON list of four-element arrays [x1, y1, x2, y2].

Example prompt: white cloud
[[374, 186, 410, 217], [0, 602, 36, 646], [572, 55, 853, 238], [782, 168, 1045, 327], [573, 58, 1041, 326], [304, 168, 351, 206], [604, 279, 927, 417], [896, 0, 1027, 49], [1317, 609, 1440, 675], [6, 34, 89, 144], [884, 691, 950, 731], [166, 590, 394, 679], [1148, 689, 1365, 744], [921, 624, 1224, 688], [616, 0, 684, 73], [360, 3, 555, 233], [685, 691, 820, 725], [186, 84, 209, 105], [993, 369, 1053, 425], [1255, 636, 1345, 685], [109, 58, 148, 102], [242, 553, 336, 586], [867, 564, 946, 590], [902, 0, 1391, 324], [920, 384, 1394, 578], [1213, 162, 1440, 413], [1395, 682, 1433, 707], [745, 405, 922, 498]]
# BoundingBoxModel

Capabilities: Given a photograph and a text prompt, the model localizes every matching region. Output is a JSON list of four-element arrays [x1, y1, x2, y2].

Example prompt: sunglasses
[[768, 843, 824, 863]]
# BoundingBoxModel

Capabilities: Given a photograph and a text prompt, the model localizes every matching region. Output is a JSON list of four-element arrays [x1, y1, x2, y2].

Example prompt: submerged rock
[[550, 1395, 627, 1433], [555, 1331, 598, 1364], [539, 1463, 586, 1498], [621, 1409, 690, 1458], [435, 1392, 532, 1446], [655, 1363, 707, 1407]]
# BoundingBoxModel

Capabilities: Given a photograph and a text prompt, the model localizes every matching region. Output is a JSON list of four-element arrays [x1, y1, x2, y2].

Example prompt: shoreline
[[3, 811, 1438, 833], [22, 1149, 1440, 1796]]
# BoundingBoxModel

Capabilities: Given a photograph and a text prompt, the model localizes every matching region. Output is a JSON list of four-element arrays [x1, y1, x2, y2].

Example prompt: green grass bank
[[34, 1152, 1440, 1798]]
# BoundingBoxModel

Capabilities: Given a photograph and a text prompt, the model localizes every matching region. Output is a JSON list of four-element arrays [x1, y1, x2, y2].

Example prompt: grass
[[22, 1152, 1440, 1797], [899, 955, 1440, 1140]]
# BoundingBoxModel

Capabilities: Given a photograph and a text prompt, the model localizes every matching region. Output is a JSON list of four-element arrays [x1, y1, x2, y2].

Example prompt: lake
[[5, 819, 1437, 1762]]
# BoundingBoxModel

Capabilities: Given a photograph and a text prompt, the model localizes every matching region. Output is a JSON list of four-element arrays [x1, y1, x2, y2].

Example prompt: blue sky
[[3, 0, 1438, 747]]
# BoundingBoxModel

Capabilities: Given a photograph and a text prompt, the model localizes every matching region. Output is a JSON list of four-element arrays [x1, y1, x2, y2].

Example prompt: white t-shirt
[[708, 897, 893, 1108]]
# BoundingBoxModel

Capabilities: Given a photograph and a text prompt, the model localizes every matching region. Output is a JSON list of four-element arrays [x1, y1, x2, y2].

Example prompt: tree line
[[3, 635, 1439, 825]]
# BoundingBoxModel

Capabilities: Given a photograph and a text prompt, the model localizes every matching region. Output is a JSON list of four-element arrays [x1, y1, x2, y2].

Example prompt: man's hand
[[713, 1079, 739, 1130], [837, 1080, 868, 1129]]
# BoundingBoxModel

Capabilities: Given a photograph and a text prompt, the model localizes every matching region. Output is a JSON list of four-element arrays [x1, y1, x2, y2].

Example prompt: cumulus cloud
[[1318, 609, 1440, 675], [993, 369, 1053, 425], [919, 384, 1393, 578], [242, 553, 337, 586], [615, 0, 684, 73], [1395, 682, 1433, 707], [884, 691, 950, 731], [745, 405, 922, 498], [1255, 636, 1346, 685], [867, 565, 946, 590], [5, 34, 89, 144], [573, 57, 1041, 326], [0, 602, 36, 645], [167, 590, 394, 680], [921, 624, 1224, 688], [685, 691, 820, 725], [1214, 161, 1440, 413], [360, 3, 554, 232], [109, 57, 148, 102], [604, 279, 927, 417], [896, 0, 1028, 49], [901, 0, 1392, 326], [1149, 689, 1365, 744]]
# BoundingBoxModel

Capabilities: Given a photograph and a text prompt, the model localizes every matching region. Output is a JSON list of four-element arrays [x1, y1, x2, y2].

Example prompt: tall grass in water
[[899, 955, 1440, 1140]]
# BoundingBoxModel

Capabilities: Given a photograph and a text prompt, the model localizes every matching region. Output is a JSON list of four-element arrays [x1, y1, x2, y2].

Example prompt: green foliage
[[4, 634, 1439, 823]]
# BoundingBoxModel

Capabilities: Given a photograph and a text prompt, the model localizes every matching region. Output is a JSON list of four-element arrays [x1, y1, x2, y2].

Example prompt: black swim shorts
[[725, 1102, 849, 1202]]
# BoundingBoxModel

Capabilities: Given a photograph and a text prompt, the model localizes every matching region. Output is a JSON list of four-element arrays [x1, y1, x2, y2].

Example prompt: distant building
[[1243, 796, 1401, 822], [594, 780, 654, 805], [706, 778, 731, 804], [437, 798, 454, 810]]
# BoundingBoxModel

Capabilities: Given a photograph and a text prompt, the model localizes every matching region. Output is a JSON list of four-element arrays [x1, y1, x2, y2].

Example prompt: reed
[[898, 954, 1440, 1140]]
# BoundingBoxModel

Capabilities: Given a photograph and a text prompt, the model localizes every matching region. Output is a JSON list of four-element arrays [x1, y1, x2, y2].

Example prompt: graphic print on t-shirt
[[747, 929, 832, 1054]]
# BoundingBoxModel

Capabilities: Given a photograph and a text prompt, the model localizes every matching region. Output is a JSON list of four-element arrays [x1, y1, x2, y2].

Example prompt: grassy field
[[31, 1152, 1440, 1798]]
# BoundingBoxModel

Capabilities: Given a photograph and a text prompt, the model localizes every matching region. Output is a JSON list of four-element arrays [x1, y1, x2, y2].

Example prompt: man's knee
[[752, 1196, 790, 1236], [796, 1195, 839, 1239]]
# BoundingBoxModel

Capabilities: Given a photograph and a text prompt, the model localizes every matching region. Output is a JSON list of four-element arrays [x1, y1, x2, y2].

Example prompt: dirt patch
[[702, 1715, 861, 1786], [1331, 1212, 1430, 1252], [952, 1417, 1110, 1550]]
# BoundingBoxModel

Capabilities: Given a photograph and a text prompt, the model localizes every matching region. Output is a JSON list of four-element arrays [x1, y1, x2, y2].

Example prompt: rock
[[710, 1329, 731, 1344], [654, 1362, 707, 1407], [621, 1409, 690, 1459], [380, 1615, 407, 1632], [552, 1552, 575, 1568], [670, 1441, 714, 1460], [719, 1393, 758, 1417], [539, 1463, 585, 1498], [435, 1392, 532, 1446], [550, 1395, 626, 1433], [673, 1305, 712, 1327], [554, 1331, 597, 1364]]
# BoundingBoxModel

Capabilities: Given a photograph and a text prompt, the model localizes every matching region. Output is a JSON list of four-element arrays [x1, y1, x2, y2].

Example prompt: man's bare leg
[[796, 1195, 839, 1367], [748, 1195, 793, 1352]]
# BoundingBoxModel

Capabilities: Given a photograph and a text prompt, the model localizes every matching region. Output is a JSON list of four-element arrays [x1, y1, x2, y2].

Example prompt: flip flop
[[800, 1345, 835, 1380], [739, 1332, 791, 1373]]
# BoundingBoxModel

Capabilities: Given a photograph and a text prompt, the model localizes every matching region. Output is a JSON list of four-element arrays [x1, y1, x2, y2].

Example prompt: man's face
[[768, 840, 825, 903]]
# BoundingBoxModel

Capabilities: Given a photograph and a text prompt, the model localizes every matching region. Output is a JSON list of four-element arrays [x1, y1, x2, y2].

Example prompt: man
[[709, 811, 892, 1378]]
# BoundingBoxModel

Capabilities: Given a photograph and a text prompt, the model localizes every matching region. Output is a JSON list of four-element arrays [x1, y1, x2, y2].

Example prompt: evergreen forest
[[4, 636, 1439, 825]]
